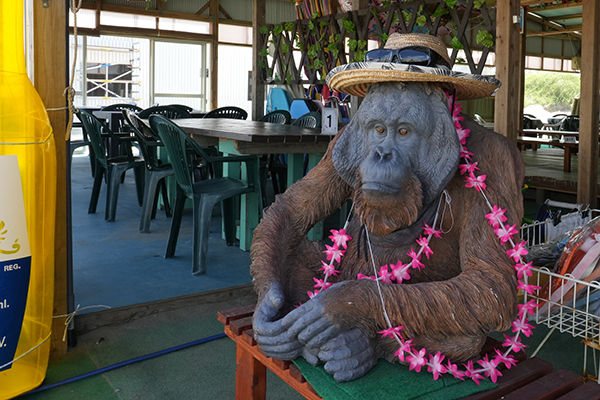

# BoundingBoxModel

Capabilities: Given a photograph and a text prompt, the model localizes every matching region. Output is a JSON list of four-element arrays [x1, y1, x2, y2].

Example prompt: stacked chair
[[122, 110, 174, 233], [77, 109, 145, 222], [138, 105, 192, 119], [149, 115, 262, 275], [203, 106, 247, 120]]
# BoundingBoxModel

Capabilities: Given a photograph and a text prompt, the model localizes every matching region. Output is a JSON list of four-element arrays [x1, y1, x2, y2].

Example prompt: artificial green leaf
[[259, 49, 269, 57], [354, 51, 366, 62], [273, 25, 283, 36], [259, 26, 269, 35], [258, 61, 265, 69], [286, 73, 292, 84], [309, 20, 315, 31], [402, 11, 412, 22], [381, 32, 389, 44], [281, 43, 290, 53], [474, 0, 486, 8], [476, 29, 494, 47], [444, 0, 457, 9], [320, 21, 329, 28], [343, 18, 355, 33], [348, 39, 357, 51], [357, 40, 367, 50], [450, 36, 464, 50], [431, 7, 449, 18], [416, 15, 426, 26], [285, 22, 295, 31], [307, 48, 318, 59], [313, 59, 324, 70]]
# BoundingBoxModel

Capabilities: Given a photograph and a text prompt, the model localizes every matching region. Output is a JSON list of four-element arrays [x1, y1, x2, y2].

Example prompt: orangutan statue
[[250, 33, 524, 382]]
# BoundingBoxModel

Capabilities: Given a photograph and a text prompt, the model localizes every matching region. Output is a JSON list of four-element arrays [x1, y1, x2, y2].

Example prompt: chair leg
[[105, 166, 125, 222], [88, 167, 105, 214], [139, 169, 159, 233], [192, 196, 218, 275], [159, 179, 172, 218], [165, 190, 186, 258], [133, 165, 145, 207], [223, 197, 238, 246]]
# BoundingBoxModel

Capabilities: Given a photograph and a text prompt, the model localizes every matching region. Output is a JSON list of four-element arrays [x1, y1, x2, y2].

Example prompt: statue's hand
[[280, 294, 343, 352], [253, 283, 303, 360], [318, 328, 377, 382]]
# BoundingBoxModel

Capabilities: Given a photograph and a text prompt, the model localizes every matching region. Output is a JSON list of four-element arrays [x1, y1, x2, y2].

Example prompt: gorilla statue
[[250, 34, 524, 383]]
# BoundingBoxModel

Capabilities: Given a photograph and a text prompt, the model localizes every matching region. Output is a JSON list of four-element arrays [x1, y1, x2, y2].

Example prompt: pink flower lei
[[311, 93, 538, 384]]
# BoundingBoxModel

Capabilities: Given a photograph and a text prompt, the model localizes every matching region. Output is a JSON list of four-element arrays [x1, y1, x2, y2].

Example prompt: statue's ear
[[332, 120, 363, 187]]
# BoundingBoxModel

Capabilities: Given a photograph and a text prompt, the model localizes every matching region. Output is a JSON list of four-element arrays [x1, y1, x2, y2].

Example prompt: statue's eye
[[399, 128, 408, 135], [376, 126, 385, 134]]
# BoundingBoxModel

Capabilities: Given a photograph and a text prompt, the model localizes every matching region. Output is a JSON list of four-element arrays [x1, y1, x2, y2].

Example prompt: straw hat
[[326, 33, 501, 100]]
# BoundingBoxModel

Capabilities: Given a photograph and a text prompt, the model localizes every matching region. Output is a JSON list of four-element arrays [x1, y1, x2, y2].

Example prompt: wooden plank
[[463, 357, 553, 400], [217, 303, 256, 325], [502, 369, 583, 400], [556, 380, 600, 400], [236, 343, 267, 400], [34, 0, 68, 359], [493, 0, 521, 144], [230, 316, 254, 336], [576, 0, 600, 206], [75, 284, 256, 335]]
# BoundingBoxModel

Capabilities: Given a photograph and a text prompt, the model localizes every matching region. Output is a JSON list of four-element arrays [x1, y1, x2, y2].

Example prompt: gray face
[[333, 81, 460, 210]]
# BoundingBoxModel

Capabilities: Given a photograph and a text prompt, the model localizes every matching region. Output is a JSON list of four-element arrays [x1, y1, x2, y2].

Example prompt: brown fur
[[250, 117, 525, 363]]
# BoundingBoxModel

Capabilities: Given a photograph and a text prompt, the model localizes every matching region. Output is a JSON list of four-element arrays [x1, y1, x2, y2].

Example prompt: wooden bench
[[218, 305, 600, 400], [517, 136, 579, 173]]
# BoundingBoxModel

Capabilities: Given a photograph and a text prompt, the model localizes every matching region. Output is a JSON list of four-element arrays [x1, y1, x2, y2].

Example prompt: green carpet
[[294, 357, 496, 400]]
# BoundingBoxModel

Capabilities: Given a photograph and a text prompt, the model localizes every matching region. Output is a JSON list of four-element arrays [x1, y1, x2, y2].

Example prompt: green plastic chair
[[123, 110, 174, 233], [149, 115, 262, 275], [258, 110, 291, 124], [138, 105, 192, 119], [101, 103, 142, 112], [203, 106, 247, 120], [77, 109, 145, 222], [291, 111, 321, 128]]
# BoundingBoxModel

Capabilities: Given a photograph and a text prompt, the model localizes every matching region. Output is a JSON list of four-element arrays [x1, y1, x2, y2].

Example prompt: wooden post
[[33, 0, 68, 358], [577, 0, 600, 206], [209, 0, 219, 109], [493, 0, 521, 143], [252, 0, 266, 121], [518, 7, 527, 131]]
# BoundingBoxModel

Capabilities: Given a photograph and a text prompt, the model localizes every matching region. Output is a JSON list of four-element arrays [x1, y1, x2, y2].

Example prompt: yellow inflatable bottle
[[0, 1, 56, 398]]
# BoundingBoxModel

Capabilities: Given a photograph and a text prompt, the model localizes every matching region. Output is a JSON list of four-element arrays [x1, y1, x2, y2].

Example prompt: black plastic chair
[[203, 106, 248, 120], [560, 115, 580, 132], [291, 111, 321, 128], [138, 105, 192, 119], [123, 110, 174, 233], [149, 115, 262, 275], [258, 110, 291, 124], [77, 109, 145, 222]]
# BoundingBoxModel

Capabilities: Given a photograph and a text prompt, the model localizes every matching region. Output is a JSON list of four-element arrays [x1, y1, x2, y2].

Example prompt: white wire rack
[[520, 200, 600, 381]]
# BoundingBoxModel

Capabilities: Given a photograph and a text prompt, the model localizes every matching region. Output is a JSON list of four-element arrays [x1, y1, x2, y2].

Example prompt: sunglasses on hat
[[364, 46, 450, 68]]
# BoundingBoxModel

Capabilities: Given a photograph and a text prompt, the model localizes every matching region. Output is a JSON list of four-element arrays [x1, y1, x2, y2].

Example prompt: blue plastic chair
[[77, 109, 145, 222], [149, 115, 262, 275]]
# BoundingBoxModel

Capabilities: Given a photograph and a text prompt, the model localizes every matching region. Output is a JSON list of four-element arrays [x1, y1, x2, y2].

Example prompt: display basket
[[519, 200, 600, 381]]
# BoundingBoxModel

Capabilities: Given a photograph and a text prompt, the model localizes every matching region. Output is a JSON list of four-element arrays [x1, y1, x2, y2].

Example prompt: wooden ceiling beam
[[546, 13, 582, 22], [522, 2, 582, 11], [526, 11, 581, 39], [526, 26, 582, 37], [78, 2, 250, 26]]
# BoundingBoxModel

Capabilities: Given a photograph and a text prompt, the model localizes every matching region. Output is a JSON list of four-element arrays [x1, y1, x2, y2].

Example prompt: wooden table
[[218, 305, 600, 400], [517, 136, 579, 173], [176, 119, 335, 250]]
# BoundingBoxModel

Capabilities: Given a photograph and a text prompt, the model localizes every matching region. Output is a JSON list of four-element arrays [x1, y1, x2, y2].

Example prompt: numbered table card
[[322, 107, 339, 134], [0, 155, 32, 372]]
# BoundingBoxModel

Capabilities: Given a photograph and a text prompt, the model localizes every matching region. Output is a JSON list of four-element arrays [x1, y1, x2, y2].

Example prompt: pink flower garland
[[309, 94, 539, 384]]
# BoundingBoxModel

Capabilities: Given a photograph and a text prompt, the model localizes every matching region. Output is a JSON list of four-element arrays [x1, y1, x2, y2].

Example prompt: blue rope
[[25, 333, 227, 395]]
